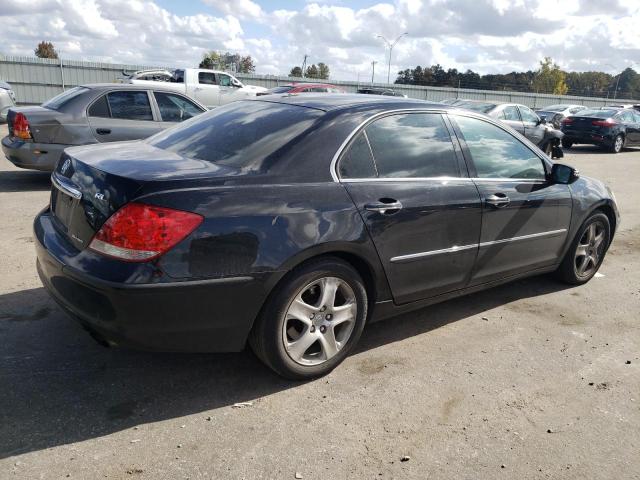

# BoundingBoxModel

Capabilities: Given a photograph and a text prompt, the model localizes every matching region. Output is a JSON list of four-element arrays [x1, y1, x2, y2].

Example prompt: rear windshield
[[542, 104, 570, 111], [147, 101, 322, 170], [42, 86, 89, 110], [456, 101, 496, 113], [266, 86, 294, 94], [576, 109, 618, 118]]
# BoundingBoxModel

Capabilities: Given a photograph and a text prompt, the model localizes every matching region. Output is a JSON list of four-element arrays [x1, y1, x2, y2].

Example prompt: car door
[[193, 71, 219, 107], [87, 90, 163, 142], [622, 110, 640, 144], [497, 105, 525, 135], [337, 112, 482, 305], [153, 91, 206, 127], [450, 113, 572, 285], [519, 105, 545, 145], [217, 73, 246, 105]]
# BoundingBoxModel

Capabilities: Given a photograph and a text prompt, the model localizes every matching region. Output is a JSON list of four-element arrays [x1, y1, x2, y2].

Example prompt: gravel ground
[[1, 123, 639, 480]]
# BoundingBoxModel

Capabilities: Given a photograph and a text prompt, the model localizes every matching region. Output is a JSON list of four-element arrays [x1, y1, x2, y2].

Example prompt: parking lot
[[0, 121, 638, 479]]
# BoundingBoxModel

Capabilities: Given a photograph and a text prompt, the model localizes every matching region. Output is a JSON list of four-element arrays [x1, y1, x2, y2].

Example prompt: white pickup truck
[[126, 68, 267, 109]]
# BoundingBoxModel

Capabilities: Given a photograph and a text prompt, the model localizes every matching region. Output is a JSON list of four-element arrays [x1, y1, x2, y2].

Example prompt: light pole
[[376, 32, 408, 84], [605, 64, 621, 100], [371, 61, 377, 84]]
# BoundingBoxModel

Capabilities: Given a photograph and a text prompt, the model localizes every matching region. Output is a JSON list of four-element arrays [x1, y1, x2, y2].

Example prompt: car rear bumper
[[2, 135, 69, 171], [34, 209, 272, 352], [562, 131, 616, 145]]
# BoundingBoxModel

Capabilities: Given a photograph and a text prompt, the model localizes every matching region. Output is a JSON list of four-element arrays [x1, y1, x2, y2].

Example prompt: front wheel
[[249, 257, 368, 380], [555, 212, 610, 285]]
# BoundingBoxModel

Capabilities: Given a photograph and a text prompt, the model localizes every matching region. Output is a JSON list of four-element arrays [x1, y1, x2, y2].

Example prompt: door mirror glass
[[231, 78, 243, 88], [551, 163, 579, 184]]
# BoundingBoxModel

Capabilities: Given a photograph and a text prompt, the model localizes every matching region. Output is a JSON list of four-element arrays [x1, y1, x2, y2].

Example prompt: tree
[[289, 66, 303, 77], [317, 62, 330, 80], [305, 64, 319, 79], [34, 41, 58, 59], [533, 57, 568, 95], [199, 51, 256, 73], [238, 55, 255, 74], [199, 51, 222, 70]]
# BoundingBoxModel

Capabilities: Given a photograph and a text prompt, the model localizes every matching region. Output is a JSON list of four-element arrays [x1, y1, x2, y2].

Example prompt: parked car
[[35, 94, 619, 379], [0, 80, 17, 123], [357, 87, 407, 97], [256, 83, 346, 96], [561, 107, 640, 153], [535, 104, 587, 129], [127, 68, 267, 108], [452, 100, 564, 157], [606, 104, 640, 112], [2, 84, 207, 172]]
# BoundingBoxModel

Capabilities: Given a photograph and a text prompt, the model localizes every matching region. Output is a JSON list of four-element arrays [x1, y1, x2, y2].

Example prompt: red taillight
[[592, 119, 616, 127], [561, 117, 574, 125], [89, 203, 203, 262], [13, 112, 32, 140]]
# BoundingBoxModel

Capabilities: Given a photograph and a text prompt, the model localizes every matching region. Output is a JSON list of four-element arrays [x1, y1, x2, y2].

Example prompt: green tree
[[199, 51, 256, 73], [317, 62, 330, 80], [305, 64, 319, 79], [289, 66, 303, 77], [199, 51, 222, 69], [34, 41, 58, 59], [238, 55, 255, 74], [533, 57, 568, 95]]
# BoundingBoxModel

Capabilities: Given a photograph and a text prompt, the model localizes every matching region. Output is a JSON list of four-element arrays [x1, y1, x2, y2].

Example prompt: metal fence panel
[[2, 55, 637, 108]]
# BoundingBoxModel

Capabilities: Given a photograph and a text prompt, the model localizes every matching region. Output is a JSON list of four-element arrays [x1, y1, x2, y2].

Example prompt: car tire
[[249, 257, 368, 380], [610, 134, 624, 153], [542, 142, 553, 157], [555, 212, 610, 285], [561, 139, 573, 149]]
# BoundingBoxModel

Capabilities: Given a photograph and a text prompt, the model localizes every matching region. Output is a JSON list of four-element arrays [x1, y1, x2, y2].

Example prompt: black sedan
[[561, 108, 640, 153], [35, 95, 619, 379], [2, 84, 206, 172]]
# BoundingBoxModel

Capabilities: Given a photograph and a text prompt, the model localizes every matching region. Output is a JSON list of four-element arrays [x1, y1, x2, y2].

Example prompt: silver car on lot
[[0, 80, 17, 123], [2, 84, 207, 171]]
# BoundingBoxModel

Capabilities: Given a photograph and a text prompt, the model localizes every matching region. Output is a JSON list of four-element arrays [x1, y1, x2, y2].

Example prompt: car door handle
[[194, 87, 202, 91], [485, 193, 510, 208], [364, 199, 403, 215], [96, 128, 111, 135]]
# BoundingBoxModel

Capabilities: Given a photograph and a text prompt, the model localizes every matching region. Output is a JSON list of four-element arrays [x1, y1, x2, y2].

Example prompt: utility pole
[[371, 61, 377, 84], [301, 54, 309, 78], [376, 32, 408, 84]]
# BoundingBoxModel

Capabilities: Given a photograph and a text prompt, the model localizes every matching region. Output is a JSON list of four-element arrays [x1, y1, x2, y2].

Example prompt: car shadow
[[565, 145, 640, 155], [0, 170, 51, 193], [0, 276, 574, 458]]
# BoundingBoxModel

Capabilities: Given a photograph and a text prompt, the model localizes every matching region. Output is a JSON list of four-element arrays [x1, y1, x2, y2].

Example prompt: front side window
[[364, 113, 459, 178], [454, 115, 546, 180], [198, 72, 216, 85], [218, 74, 232, 87], [107, 91, 153, 121], [519, 106, 540, 123], [155, 92, 205, 122], [338, 132, 377, 179]]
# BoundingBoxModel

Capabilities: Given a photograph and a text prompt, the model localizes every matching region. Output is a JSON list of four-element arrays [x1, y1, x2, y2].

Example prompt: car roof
[[79, 83, 180, 92], [252, 93, 445, 112]]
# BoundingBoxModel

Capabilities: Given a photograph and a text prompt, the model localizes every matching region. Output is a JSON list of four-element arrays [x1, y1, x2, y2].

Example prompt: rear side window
[[364, 113, 459, 178], [88, 95, 110, 118], [198, 72, 216, 85], [618, 111, 634, 123], [454, 115, 545, 180], [502, 106, 520, 121], [154, 92, 204, 122], [107, 91, 153, 120], [339, 133, 377, 179], [148, 101, 322, 170], [42, 87, 89, 110]]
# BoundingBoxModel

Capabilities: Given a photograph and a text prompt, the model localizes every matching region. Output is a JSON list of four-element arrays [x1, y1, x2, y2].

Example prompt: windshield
[[456, 101, 496, 113], [42, 87, 89, 110], [147, 101, 322, 172], [575, 109, 618, 118]]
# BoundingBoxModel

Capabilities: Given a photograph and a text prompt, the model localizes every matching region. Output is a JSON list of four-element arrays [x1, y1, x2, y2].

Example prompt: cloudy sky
[[0, 0, 638, 82]]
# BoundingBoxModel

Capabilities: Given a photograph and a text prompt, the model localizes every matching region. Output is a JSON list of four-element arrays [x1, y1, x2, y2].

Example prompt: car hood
[[240, 84, 268, 93], [65, 140, 239, 182]]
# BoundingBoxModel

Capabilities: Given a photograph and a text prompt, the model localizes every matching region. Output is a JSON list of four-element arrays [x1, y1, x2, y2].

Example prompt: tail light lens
[[592, 119, 617, 127], [561, 118, 574, 125], [89, 203, 203, 262], [13, 112, 32, 140]]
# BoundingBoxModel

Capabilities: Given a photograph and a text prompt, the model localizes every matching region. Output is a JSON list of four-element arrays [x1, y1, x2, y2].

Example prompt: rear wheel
[[555, 212, 610, 285], [561, 139, 573, 149], [249, 257, 368, 380], [610, 134, 624, 153]]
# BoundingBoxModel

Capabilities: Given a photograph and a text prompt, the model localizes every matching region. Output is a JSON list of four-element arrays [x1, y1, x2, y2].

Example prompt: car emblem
[[94, 192, 105, 201], [60, 158, 71, 175]]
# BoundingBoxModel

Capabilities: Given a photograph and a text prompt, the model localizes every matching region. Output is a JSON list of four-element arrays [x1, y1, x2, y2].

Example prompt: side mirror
[[537, 117, 546, 125], [550, 163, 579, 184], [231, 78, 243, 88]]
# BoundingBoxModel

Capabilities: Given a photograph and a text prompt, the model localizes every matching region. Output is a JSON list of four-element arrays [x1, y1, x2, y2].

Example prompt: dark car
[[561, 108, 640, 153], [535, 104, 587, 129], [452, 100, 564, 156], [256, 83, 346, 96], [35, 95, 619, 379], [2, 84, 206, 172], [357, 87, 407, 97]]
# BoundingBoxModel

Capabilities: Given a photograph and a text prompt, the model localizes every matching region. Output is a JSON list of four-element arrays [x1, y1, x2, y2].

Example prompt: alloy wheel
[[574, 221, 606, 278], [614, 135, 624, 153], [282, 276, 357, 366]]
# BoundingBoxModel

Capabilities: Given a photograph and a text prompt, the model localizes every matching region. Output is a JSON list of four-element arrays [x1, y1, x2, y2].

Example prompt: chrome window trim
[[390, 228, 567, 264], [340, 176, 546, 184], [51, 173, 82, 200]]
